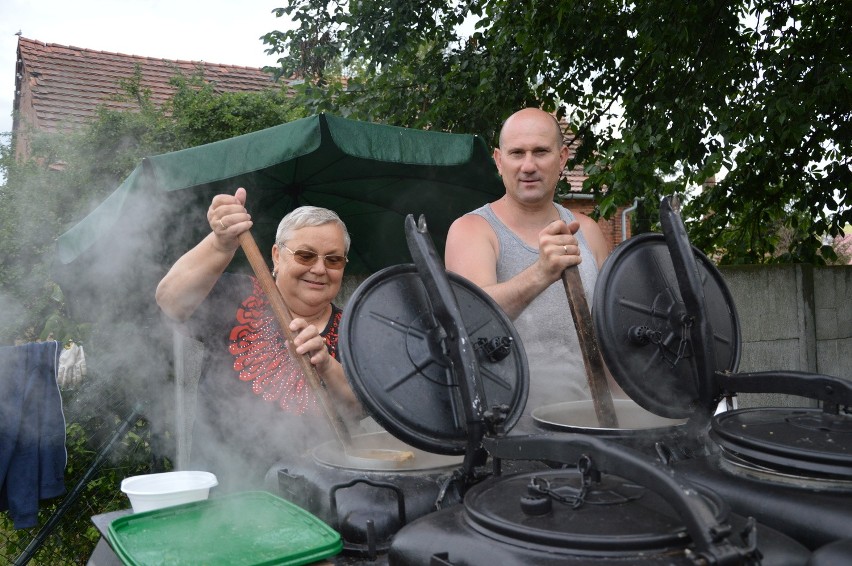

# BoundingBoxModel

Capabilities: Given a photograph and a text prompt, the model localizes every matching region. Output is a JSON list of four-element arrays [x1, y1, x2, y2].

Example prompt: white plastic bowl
[[121, 471, 218, 513]]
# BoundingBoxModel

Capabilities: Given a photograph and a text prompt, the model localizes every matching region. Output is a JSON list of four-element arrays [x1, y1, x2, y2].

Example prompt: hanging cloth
[[0, 341, 67, 529]]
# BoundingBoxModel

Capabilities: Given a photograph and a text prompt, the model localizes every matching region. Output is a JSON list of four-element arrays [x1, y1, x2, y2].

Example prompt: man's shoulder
[[448, 208, 495, 237], [464, 202, 491, 218], [445, 206, 501, 276], [572, 210, 602, 232]]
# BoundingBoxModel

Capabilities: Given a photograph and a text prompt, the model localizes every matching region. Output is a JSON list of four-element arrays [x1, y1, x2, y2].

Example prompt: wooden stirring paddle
[[562, 265, 619, 428]]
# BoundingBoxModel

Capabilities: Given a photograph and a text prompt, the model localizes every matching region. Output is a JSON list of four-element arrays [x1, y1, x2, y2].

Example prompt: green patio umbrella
[[57, 114, 503, 276]]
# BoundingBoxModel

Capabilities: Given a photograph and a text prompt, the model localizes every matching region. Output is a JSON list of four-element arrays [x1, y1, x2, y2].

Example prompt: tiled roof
[[14, 37, 282, 133], [560, 118, 589, 193]]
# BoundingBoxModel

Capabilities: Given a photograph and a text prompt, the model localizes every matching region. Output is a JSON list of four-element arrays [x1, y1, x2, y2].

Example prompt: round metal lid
[[339, 264, 529, 455], [463, 469, 728, 552], [593, 233, 741, 419], [711, 407, 852, 479]]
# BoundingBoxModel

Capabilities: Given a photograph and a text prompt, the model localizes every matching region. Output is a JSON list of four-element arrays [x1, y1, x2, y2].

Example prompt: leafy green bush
[[0, 392, 165, 564]]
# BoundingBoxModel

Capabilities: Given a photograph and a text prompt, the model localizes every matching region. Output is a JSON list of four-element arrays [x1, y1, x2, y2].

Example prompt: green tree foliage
[[263, 0, 851, 264]]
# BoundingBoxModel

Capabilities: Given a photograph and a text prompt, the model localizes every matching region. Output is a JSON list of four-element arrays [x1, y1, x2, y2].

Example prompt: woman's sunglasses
[[283, 246, 348, 269]]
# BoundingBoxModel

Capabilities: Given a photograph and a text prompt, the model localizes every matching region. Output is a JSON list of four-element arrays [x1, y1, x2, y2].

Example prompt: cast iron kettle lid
[[711, 407, 852, 478], [448, 433, 779, 563], [463, 468, 730, 555], [591, 229, 741, 419], [338, 217, 529, 454]]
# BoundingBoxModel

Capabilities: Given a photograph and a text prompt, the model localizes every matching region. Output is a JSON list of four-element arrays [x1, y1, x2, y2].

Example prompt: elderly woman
[[156, 187, 360, 491]]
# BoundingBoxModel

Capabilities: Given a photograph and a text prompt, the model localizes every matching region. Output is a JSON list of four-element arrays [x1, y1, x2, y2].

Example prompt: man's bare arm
[[445, 215, 579, 320]]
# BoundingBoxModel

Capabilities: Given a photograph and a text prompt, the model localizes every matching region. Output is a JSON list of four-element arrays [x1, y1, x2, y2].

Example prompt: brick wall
[[561, 198, 629, 252]]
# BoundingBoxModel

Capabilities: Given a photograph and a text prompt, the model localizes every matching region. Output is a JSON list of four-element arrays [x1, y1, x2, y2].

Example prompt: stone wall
[[719, 264, 852, 408]]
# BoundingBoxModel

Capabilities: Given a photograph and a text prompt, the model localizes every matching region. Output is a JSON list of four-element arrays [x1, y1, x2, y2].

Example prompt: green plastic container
[[107, 491, 342, 566]]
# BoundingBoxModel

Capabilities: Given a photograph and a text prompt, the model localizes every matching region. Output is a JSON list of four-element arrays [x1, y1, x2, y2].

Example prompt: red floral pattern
[[227, 277, 340, 415]]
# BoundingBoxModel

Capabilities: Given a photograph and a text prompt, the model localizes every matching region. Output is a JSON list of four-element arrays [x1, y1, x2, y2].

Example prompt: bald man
[[445, 108, 621, 428]]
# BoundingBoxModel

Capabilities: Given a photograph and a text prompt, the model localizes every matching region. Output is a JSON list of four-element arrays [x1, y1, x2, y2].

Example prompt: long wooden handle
[[238, 231, 352, 447], [562, 266, 619, 428]]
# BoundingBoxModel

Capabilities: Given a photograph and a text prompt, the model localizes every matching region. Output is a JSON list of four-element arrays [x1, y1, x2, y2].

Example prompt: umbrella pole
[[238, 232, 352, 447], [562, 266, 619, 428]]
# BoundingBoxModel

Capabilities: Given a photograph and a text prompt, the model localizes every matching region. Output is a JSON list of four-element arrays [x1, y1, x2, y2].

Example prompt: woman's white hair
[[274, 206, 351, 253]]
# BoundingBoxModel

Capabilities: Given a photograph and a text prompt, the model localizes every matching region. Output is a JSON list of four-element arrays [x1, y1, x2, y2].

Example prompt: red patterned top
[[227, 277, 342, 415]]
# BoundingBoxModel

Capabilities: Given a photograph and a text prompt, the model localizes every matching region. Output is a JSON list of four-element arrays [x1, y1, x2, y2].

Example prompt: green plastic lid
[[107, 491, 342, 566]]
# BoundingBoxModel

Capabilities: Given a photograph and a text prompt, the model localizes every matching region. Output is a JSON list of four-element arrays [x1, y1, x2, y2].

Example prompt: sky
[[0, 0, 290, 137]]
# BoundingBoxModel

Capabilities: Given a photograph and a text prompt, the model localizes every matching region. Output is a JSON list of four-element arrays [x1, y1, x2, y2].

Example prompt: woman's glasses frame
[[282, 245, 348, 270]]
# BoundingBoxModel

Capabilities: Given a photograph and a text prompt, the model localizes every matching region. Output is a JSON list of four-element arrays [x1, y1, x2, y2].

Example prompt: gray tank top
[[469, 203, 599, 428]]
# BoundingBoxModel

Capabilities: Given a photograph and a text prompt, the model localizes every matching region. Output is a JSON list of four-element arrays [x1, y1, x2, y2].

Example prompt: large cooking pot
[[334, 213, 821, 563], [276, 431, 463, 557], [522, 215, 739, 459], [667, 405, 852, 549], [589, 196, 852, 551]]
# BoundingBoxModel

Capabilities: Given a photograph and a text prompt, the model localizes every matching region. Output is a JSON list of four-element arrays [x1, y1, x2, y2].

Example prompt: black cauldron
[[276, 431, 464, 557], [590, 197, 852, 551]]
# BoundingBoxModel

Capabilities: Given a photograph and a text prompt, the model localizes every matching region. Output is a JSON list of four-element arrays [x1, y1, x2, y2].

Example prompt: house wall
[[12, 60, 37, 160]]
